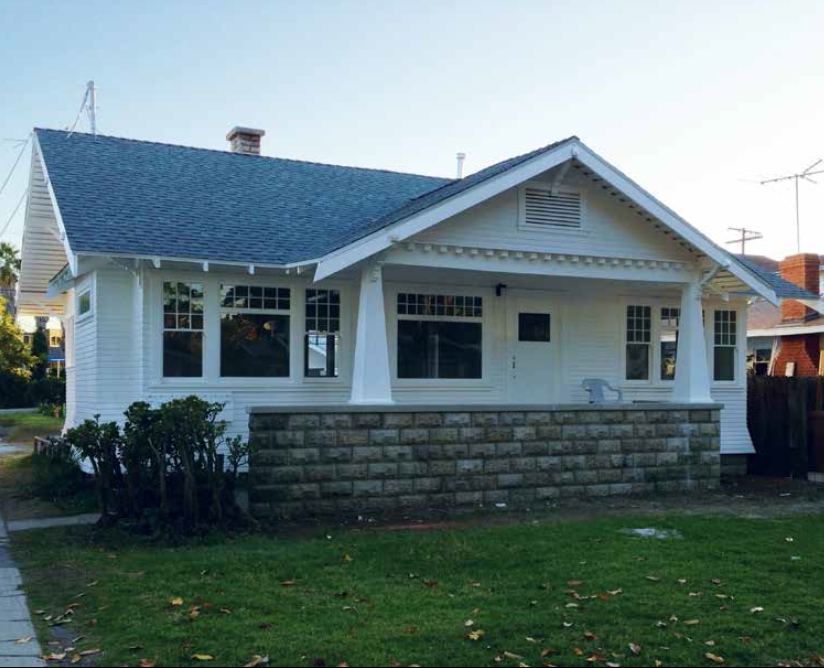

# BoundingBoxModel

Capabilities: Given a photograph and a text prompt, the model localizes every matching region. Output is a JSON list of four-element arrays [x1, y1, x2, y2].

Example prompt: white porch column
[[673, 278, 712, 403], [350, 258, 393, 404]]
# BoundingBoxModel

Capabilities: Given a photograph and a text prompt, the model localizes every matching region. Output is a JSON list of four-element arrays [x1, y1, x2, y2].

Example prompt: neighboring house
[[15, 126, 819, 477], [746, 253, 824, 377], [17, 315, 66, 377]]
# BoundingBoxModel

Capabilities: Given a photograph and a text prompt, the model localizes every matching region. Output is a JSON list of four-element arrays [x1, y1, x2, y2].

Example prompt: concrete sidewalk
[[0, 518, 44, 667]]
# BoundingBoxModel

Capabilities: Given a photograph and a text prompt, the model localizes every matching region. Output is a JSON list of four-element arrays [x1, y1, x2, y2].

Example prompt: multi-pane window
[[752, 348, 772, 377], [163, 281, 204, 377], [220, 284, 290, 377], [625, 305, 651, 380], [305, 289, 340, 378], [714, 310, 737, 381], [660, 307, 680, 381], [397, 293, 483, 379], [397, 293, 483, 318]]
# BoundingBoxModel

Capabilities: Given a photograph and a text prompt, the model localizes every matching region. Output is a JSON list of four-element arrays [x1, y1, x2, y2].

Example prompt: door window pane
[[518, 313, 551, 342]]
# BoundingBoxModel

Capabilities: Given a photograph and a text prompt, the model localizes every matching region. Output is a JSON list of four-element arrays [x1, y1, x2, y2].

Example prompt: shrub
[[30, 438, 90, 502], [63, 396, 254, 533]]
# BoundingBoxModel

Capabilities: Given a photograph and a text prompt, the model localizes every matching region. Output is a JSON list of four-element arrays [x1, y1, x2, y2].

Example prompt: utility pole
[[760, 159, 824, 253], [726, 227, 763, 255]]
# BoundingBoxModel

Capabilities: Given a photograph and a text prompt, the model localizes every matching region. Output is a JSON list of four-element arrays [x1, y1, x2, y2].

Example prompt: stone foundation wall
[[248, 404, 722, 520]]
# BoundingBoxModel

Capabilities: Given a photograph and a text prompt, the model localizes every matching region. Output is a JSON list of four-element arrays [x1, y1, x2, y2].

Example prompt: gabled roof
[[33, 128, 811, 308], [34, 128, 451, 266]]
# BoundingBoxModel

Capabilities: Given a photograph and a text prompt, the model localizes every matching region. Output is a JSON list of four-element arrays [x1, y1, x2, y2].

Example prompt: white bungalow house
[[16, 126, 816, 478]]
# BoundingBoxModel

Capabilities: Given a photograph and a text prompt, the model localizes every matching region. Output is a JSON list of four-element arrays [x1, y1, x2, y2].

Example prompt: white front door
[[508, 296, 558, 404]]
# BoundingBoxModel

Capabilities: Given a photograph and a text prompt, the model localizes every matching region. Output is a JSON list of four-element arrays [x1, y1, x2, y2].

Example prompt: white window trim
[[517, 181, 588, 234], [161, 278, 206, 380], [711, 307, 741, 386], [303, 288, 343, 381], [386, 283, 493, 388], [149, 271, 354, 390], [621, 300, 684, 388]]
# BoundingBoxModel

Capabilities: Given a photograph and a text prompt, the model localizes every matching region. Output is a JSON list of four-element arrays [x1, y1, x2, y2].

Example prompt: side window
[[660, 307, 680, 381], [625, 305, 651, 380], [714, 310, 737, 381], [305, 289, 340, 378], [163, 281, 204, 378], [78, 289, 92, 317]]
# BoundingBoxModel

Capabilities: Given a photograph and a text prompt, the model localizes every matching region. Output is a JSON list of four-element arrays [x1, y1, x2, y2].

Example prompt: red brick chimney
[[780, 253, 820, 322], [226, 126, 265, 155], [772, 253, 822, 377]]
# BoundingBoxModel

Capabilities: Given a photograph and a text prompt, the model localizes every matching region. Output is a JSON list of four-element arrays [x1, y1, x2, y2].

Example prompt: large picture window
[[163, 281, 204, 377], [220, 284, 290, 377], [714, 310, 737, 381], [397, 293, 482, 380], [625, 305, 651, 380], [305, 289, 340, 378]]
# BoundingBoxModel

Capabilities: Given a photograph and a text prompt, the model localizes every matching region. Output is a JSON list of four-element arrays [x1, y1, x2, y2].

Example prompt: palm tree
[[0, 243, 21, 290]]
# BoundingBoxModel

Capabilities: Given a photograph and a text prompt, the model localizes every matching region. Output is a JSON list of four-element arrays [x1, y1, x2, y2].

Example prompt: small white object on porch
[[673, 278, 712, 403], [350, 258, 394, 404]]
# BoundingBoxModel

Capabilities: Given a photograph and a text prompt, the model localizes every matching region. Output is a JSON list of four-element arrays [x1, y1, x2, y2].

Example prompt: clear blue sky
[[1, 0, 822, 259]]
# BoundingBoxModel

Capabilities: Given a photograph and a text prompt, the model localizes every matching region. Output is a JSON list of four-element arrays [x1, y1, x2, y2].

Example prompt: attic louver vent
[[524, 188, 582, 228]]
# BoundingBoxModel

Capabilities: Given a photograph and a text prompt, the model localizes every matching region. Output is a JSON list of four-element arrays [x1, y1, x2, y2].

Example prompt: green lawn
[[12, 514, 824, 667], [0, 411, 63, 446]]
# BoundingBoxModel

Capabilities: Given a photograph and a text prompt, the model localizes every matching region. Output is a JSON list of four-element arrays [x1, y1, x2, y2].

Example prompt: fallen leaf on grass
[[138, 660, 156, 668], [279, 581, 296, 587], [684, 620, 701, 626], [467, 630, 485, 641], [244, 656, 269, 668], [80, 649, 101, 656], [170, 597, 184, 607], [219, 608, 232, 615], [567, 580, 584, 587], [70, 655, 81, 665], [191, 654, 215, 661], [43, 653, 67, 662], [750, 607, 764, 614], [705, 652, 725, 664], [584, 631, 597, 641], [629, 643, 641, 656]]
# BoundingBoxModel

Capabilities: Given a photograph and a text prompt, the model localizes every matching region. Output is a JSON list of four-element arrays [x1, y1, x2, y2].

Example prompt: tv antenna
[[760, 159, 824, 253], [726, 227, 763, 255]]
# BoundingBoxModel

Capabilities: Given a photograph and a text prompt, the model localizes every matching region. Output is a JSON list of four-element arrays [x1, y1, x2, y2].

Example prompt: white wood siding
[[414, 169, 695, 263]]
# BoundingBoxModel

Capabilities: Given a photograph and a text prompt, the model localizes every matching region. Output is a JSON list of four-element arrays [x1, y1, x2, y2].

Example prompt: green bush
[[30, 438, 90, 502], [63, 396, 254, 533]]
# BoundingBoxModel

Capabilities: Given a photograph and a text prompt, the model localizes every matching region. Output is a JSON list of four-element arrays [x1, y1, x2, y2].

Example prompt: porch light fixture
[[495, 283, 507, 297]]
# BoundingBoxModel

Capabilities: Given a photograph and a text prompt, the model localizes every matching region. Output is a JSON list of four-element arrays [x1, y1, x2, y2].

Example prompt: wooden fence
[[747, 376, 824, 477]]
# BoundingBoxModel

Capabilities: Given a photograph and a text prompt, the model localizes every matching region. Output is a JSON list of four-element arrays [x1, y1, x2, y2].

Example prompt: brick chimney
[[780, 253, 820, 322], [226, 126, 265, 155]]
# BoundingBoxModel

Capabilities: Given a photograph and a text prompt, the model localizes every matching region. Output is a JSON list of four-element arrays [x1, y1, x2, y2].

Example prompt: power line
[[760, 159, 824, 253], [0, 188, 28, 240], [0, 134, 31, 201]]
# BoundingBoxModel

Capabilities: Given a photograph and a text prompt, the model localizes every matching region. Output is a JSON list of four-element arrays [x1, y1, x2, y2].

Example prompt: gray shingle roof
[[37, 129, 579, 267], [733, 254, 820, 300], [35, 129, 452, 266]]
